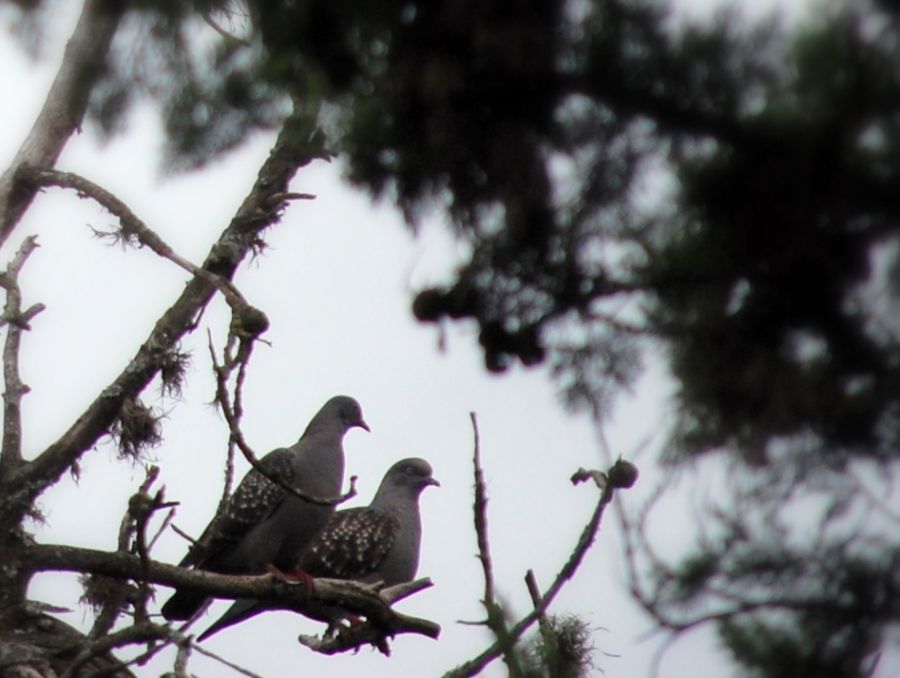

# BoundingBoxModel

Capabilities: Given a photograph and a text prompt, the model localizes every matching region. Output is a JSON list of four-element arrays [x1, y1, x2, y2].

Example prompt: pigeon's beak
[[358, 419, 371, 432], [425, 476, 441, 488]]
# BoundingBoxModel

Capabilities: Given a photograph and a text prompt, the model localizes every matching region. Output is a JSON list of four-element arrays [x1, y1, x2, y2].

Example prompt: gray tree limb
[[25, 543, 440, 645], [0, 0, 125, 245], [0, 105, 328, 527]]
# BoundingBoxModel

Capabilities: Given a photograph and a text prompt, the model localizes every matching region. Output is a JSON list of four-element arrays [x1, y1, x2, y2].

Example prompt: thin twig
[[170, 523, 199, 547], [22, 168, 248, 311], [297, 607, 441, 656], [190, 641, 267, 678], [27, 543, 439, 654], [525, 569, 555, 651], [131, 467, 178, 623], [59, 622, 174, 678], [380, 578, 434, 605], [0, 0, 126, 245], [444, 459, 631, 678], [148, 507, 178, 552], [0, 235, 43, 477], [206, 335, 357, 508], [470, 412, 495, 610], [5, 100, 329, 519], [467, 412, 522, 675], [200, 9, 251, 46]]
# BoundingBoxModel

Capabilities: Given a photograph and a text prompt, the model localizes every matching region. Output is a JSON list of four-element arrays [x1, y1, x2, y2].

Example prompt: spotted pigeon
[[161, 395, 369, 621], [197, 457, 439, 641]]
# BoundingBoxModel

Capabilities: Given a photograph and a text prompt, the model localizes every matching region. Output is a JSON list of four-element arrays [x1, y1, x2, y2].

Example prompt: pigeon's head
[[327, 395, 370, 433], [386, 457, 440, 495]]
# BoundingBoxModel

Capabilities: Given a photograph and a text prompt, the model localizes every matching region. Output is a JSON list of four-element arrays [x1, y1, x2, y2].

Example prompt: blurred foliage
[[521, 614, 596, 678], [7, 0, 900, 675]]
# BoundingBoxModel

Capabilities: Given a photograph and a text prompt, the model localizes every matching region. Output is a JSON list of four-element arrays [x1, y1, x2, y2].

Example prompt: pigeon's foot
[[266, 564, 316, 595]]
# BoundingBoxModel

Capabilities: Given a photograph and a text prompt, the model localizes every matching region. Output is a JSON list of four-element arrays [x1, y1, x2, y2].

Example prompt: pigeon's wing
[[181, 448, 296, 568], [301, 507, 400, 580]]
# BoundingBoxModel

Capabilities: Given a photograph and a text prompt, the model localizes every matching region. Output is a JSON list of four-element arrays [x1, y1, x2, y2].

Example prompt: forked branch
[[0, 236, 44, 477], [25, 543, 440, 651], [0, 101, 329, 523], [445, 445, 638, 677]]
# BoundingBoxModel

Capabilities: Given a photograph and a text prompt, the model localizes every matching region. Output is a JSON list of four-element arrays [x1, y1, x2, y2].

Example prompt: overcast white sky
[[4, 2, 890, 678]]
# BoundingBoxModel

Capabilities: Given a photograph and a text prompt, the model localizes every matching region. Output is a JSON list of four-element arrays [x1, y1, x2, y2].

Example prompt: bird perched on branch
[[161, 395, 369, 621], [198, 457, 439, 641]]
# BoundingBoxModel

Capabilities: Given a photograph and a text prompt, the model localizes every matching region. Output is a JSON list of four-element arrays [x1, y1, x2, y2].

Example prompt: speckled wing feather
[[182, 448, 295, 568], [302, 507, 400, 579]]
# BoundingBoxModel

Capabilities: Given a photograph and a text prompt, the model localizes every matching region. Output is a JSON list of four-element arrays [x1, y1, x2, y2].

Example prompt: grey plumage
[[197, 457, 439, 641], [161, 395, 368, 621]]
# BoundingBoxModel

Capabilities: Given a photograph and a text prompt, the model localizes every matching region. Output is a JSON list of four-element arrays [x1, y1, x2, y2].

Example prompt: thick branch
[[0, 0, 125, 245], [25, 544, 439, 644], [0, 236, 43, 478], [208, 336, 358, 507], [0, 105, 328, 522], [466, 412, 522, 673]]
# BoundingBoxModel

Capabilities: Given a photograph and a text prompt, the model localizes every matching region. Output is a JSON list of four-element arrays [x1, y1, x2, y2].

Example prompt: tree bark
[[0, 0, 124, 246]]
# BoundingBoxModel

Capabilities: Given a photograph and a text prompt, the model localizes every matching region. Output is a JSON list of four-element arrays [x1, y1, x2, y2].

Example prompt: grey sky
[[5, 2, 887, 678]]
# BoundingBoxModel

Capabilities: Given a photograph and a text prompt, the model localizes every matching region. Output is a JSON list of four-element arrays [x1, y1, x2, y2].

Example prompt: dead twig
[[206, 334, 357, 508], [466, 412, 523, 675], [59, 622, 175, 678], [444, 458, 638, 678], [0, 0, 126, 245], [470, 413, 496, 610], [27, 543, 439, 656], [525, 570, 555, 653], [3, 98, 329, 523], [0, 235, 44, 478], [22, 167, 251, 314]]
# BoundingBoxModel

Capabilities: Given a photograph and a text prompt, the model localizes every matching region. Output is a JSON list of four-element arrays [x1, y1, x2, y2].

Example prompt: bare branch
[[470, 412, 495, 610], [147, 506, 178, 553], [25, 544, 440, 650], [189, 641, 267, 678], [0, 0, 126, 245], [171, 636, 192, 677], [170, 523, 199, 547], [525, 569, 555, 652], [201, 9, 251, 47], [466, 412, 523, 675], [0, 236, 43, 478], [84, 467, 176, 639], [207, 335, 358, 508], [20, 167, 250, 313], [0, 602, 137, 677], [1, 101, 330, 523], [381, 578, 435, 605], [298, 607, 441, 656], [59, 622, 176, 678], [444, 459, 636, 678]]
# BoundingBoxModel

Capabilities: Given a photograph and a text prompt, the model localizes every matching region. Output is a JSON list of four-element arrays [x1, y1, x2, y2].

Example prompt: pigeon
[[161, 395, 369, 621], [197, 457, 439, 641]]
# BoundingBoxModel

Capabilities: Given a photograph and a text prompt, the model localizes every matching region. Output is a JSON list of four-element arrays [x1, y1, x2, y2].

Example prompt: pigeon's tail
[[161, 588, 208, 621], [198, 598, 264, 642]]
